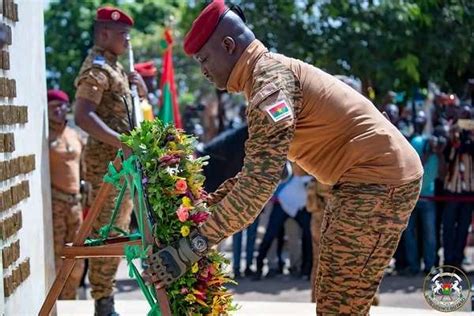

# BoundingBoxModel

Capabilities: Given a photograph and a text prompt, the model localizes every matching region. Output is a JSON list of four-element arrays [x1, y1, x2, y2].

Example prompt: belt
[[51, 187, 82, 204]]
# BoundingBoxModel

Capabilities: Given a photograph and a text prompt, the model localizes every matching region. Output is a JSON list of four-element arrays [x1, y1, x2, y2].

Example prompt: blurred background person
[[402, 115, 446, 275], [442, 105, 473, 270], [254, 163, 312, 281], [198, 123, 260, 278], [48, 89, 85, 299], [134, 60, 158, 121]]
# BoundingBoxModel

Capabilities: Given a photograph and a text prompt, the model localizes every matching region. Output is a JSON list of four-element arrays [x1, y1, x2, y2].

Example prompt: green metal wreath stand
[[39, 151, 171, 316]]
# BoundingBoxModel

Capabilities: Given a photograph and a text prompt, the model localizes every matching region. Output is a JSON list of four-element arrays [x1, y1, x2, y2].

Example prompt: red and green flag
[[159, 28, 182, 128], [265, 100, 292, 122]]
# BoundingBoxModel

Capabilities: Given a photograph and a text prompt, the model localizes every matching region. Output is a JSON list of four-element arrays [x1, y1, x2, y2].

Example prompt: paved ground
[[73, 246, 474, 314], [72, 206, 474, 314], [57, 300, 470, 316]]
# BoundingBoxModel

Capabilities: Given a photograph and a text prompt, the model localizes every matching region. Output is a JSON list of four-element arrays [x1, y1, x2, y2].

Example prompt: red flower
[[159, 154, 180, 166], [176, 205, 190, 222], [197, 266, 214, 283], [175, 179, 188, 194], [189, 212, 209, 224]]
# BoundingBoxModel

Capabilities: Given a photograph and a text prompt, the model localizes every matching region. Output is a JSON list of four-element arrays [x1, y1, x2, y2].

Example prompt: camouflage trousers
[[310, 202, 324, 303], [51, 192, 84, 299], [315, 179, 421, 315], [85, 155, 133, 300]]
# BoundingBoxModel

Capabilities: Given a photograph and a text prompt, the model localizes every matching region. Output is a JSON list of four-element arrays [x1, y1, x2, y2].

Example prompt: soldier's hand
[[128, 71, 148, 98], [142, 237, 202, 289]]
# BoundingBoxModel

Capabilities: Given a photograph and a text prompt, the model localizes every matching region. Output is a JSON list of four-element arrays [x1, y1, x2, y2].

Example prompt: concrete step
[[56, 300, 470, 315]]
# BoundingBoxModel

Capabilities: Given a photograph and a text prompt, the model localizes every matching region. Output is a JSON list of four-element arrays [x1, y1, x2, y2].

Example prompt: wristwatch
[[189, 231, 208, 255]]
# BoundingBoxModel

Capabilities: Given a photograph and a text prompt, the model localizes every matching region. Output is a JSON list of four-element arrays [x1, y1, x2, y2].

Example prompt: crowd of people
[[383, 87, 474, 275]]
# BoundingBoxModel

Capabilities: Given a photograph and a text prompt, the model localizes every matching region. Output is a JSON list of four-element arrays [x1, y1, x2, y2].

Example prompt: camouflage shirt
[[199, 41, 302, 245], [74, 46, 132, 157], [199, 39, 423, 245]]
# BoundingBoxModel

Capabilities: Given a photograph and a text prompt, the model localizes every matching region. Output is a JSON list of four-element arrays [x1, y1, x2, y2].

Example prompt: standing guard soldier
[[73, 6, 147, 316], [48, 89, 85, 300]]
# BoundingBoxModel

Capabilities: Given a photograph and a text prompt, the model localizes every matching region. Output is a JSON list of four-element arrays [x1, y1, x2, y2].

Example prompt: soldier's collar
[[226, 39, 267, 97], [92, 45, 118, 63]]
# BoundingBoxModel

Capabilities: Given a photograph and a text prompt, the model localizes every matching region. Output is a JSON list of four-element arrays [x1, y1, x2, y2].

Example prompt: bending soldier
[[145, 2, 423, 315]]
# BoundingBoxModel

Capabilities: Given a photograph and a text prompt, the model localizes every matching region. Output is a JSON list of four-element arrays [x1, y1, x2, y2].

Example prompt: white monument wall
[[0, 0, 54, 315]]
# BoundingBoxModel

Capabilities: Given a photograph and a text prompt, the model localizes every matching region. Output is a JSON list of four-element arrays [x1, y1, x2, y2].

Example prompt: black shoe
[[265, 267, 282, 279], [244, 267, 255, 277], [398, 267, 419, 277], [233, 270, 242, 279], [95, 296, 119, 316], [301, 273, 311, 281], [251, 270, 262, 281], [288, 267, 299, 277]]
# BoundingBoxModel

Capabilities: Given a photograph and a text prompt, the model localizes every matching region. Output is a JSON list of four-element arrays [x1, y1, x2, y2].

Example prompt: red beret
[[183, 0, 228, 55], [135, 61, 157, 77], [47, 89, 69, 103], [96, 6, 134, 27]]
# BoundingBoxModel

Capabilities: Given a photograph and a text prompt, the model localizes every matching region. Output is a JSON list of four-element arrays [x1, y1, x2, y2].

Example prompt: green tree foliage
[[315, 0, 474, 96], [45, 0, 110, 97], [45, 0, 473, 101], [45, 0, 181, 98]]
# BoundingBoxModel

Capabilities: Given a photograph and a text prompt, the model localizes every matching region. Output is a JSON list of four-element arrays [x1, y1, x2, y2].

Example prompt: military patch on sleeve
[[264, 99, 292, 122], [92, 56, 105, 67]]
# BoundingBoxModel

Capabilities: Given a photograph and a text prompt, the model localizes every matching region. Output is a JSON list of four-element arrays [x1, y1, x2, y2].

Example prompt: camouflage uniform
[[200, 50, 302, 243], [198, 40, 423, 314], [74, 46, 133, 300], [49, 125, 85, 299], [316, 180, 420, 315], [306, 180, 331, 303], [51, 190, 84, 299]]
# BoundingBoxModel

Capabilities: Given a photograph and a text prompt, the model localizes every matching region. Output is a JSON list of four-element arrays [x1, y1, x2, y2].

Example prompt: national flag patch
[[93, 56, 105, 67], [265, 100, 292, 122]]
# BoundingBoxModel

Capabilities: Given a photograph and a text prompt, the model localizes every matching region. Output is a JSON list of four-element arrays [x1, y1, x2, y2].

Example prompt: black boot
[[94, 296, 119, 316]]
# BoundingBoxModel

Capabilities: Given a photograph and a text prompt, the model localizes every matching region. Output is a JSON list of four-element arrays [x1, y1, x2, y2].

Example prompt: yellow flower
[[168, 141, 177, 150], [195, 298, 208, 307], [184, 293, 196, 303], [191, 262, 199, 273], [182, 196, 193, 207], [181, 225, 190, 237]]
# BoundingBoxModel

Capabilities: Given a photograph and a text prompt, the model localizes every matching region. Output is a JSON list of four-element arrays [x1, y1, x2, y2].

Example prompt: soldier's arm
[[206, 176, 239, 205], [74, 68, 122, 148], [199, 82, 298, 245], [74, 98, 122, 148]]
